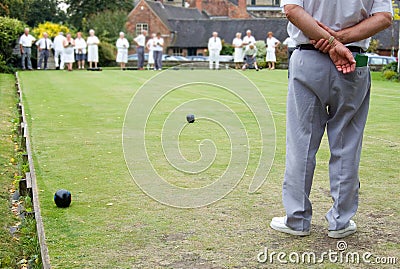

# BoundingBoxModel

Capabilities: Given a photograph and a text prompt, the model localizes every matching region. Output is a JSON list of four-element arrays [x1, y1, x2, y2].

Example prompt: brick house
[[126, 0, 208, 55], [126, 0, 398, 56], [126, 0, 288, 56]]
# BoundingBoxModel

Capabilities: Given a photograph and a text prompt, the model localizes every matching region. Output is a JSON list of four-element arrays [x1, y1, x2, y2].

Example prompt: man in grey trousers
[[19, 28, 36, 70], [271, 0, 393, 238], [134, 30, 147, 70]]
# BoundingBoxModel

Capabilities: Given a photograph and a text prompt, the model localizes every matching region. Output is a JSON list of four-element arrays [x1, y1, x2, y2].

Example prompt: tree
[[82, 9, 130, 43], [367, 39, 380, 53], [25, 0, 66, 27], [0, 0, 66, 27], [65, 0, 134, 29]]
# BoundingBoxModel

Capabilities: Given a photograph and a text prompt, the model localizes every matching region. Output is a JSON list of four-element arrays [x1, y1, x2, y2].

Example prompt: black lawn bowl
[[186, 114, 195, 123], [54, 189, 72, 208], [87, 67, 102, 71]]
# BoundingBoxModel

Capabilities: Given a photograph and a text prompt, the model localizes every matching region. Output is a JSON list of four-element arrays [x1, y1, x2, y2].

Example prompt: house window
[[136, 23, 149, 36], [172, 48, 183, 56]]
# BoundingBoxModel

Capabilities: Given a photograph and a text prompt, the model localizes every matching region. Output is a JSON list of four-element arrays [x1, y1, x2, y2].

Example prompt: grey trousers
[[283, 49, 371, 232], [153, 51, 162, 70], [137, 46, 145, 68], [21, 47, 32, 69], [38, 49, 50, 69]]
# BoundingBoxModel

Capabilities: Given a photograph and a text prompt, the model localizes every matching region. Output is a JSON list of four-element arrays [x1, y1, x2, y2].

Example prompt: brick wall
[[190, 0, 251, 18]]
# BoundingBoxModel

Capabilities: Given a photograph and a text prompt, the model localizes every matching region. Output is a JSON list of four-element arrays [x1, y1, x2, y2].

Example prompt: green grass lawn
[[18, 69, 399, 268], [0, 74, 20, 268]]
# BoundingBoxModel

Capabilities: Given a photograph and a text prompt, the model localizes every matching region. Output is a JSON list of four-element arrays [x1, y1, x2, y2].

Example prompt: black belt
[[297, 44, 365, 53]]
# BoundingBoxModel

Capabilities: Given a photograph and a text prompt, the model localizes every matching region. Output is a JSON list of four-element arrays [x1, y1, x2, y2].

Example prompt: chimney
[[195, 0, 202, 11], [238, 0, 246, 10]]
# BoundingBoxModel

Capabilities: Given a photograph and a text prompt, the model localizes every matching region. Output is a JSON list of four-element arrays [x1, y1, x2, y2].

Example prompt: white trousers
[[209, 50, 220, 69], [54, 49, 64, 69]]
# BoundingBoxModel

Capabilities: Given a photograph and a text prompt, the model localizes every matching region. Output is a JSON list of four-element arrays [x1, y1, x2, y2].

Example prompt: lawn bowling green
[[18, 69, 399, 268]]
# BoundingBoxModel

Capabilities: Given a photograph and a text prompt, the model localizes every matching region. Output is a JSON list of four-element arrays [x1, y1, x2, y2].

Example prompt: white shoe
[[328, 220, 357, 238], [270, 217, 310, 236]]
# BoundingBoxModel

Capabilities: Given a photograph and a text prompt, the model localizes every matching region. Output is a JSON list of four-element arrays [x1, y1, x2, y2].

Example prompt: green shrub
[[382, 61, 399, 81], [255, 40, 266, 63], [0, 54, 16, 73], [275, 44, 287, 65], [221, 40, 234, 55], [382, 70, 398, 80], [382, 61, 398, 72], [0, 16, 25, 72], [257, 61, 267, 69], [98, 41, 117, 67]]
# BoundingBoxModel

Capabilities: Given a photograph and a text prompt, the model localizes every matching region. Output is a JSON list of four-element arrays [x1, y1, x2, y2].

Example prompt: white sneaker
[[328, 220, 357, 239], [270, 217, 310, 236]]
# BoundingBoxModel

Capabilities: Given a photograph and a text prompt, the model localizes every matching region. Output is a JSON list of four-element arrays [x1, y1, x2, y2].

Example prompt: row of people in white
[[208, 29, 280, 71], [53, 30, 100, 70], [232, 30, 281, 70], [134, 31, 164, 70]]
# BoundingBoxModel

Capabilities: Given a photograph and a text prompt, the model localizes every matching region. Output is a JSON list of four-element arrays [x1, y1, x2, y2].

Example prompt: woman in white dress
[[87, 29, 100, 68], [146, 33, 156, 70], [116, 32, 129, 70], [63, 33, 75, 71], [232, 32, 244, 69], [265, 31, 280, 70]]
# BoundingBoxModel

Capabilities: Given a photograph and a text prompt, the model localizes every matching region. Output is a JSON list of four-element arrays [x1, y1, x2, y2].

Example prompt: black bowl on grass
[[54, 189, 72, 208], [186, 114, 195, 123]]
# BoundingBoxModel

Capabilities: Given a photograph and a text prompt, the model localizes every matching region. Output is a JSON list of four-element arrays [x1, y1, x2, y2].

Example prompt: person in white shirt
[[242, 44, 259, 71], [232, 32, 244, 69], [116, 32, 130, 70], [283, 36, 297, 61], [207, 31, 222, 70], [265, 31, 280, 70], [74, 32, 87, 69], [242, 29, 256, 50], [87, 29, 100, 68], [19, 28, 36, 70], [153, 32, 164, 71], [53, 32, 66, 70], [63, 33, 75, 71], [35, 32, 53, 70], [146, 33, 156, 70], [134, 30, 147, 70]]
